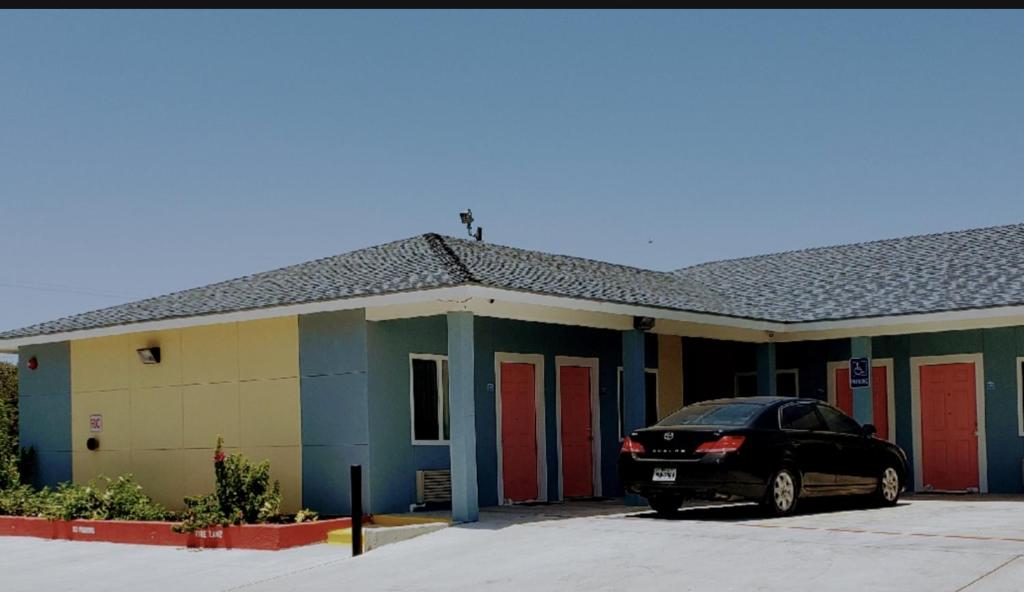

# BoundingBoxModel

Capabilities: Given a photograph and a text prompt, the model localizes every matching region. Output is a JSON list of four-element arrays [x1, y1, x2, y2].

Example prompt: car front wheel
[[762, 468, 799, 517], [874, 465, 901, 506]]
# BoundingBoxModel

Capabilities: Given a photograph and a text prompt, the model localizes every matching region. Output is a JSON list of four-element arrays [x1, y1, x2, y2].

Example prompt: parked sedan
[[619, 397, 908, 516]]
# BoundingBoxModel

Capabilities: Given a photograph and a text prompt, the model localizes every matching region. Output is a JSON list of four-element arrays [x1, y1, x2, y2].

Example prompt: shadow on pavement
[[629, 497, 912, 522], [449, 496, 917, 531]]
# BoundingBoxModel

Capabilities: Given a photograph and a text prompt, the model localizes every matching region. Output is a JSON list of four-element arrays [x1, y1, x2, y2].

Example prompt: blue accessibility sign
[[850, 357, 871, 389]]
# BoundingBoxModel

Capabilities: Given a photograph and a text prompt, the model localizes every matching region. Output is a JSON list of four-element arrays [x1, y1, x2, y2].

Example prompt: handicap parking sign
[[850, 357, 870, 388]]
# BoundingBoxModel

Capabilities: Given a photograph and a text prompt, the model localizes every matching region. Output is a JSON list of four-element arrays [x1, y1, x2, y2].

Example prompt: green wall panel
[[17, 342, 71, 488], [298, 309, 370, 515], [366, 315, 450, 514], [473, 317, 624, 507]]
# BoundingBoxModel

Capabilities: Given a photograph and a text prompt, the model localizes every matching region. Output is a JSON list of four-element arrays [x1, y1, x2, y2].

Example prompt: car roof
[[693, 396, 806, 406]]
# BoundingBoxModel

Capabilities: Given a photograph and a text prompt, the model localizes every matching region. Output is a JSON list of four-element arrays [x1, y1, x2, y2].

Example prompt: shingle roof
[[0, 233, 724, 341], [3, 223, 1024, 341], [673, 223, 1024, 322]]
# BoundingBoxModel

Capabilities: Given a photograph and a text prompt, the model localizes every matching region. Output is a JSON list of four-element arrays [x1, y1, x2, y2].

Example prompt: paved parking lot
[[3, 497, 1024, 591]]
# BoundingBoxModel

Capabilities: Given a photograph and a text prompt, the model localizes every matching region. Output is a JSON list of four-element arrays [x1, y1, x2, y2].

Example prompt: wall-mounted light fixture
[[27, 356, 38, 371], [136, 347, 161, 364], [633, 316, 656, 332]]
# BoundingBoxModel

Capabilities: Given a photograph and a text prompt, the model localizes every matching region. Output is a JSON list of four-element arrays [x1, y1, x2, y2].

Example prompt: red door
[[920, 363, 979, 491], [560, 366, 593, 498], [501, 362, 539, 502], [835, 366, 890, 440]]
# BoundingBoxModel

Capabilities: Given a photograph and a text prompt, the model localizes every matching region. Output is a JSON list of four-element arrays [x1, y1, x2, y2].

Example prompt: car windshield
[[657, 402, 762, 427]]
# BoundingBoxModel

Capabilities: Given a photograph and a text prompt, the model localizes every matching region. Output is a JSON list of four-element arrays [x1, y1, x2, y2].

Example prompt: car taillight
[[696, 435, 746, 454], [620, 436, 645, 455]]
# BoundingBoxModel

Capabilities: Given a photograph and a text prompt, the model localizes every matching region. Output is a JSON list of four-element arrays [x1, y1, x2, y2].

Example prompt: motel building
[[2, 224, 1024, 522]]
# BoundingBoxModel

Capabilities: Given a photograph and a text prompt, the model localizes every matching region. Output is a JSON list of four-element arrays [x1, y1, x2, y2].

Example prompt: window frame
[[734, 369, 800, 396], [775, 368, 800, 397], [409, 353, 450, 446], [733, 371, 757, 396], [616, 366, 658, 440]]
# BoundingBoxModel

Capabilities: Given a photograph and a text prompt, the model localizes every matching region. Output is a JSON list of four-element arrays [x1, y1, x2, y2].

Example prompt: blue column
[[622, 329, 646, 434], [622, 329, 647, 506], [447, 311, 479, 523], [756, 342, 777, 395], [850, 336, 873, 425]]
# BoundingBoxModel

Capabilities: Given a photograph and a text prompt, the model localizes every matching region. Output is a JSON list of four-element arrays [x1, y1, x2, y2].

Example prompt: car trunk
[[632, 427, 730, 460]]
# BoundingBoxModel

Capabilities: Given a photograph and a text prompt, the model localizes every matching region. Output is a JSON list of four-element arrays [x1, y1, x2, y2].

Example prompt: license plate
[[652, 467, 677, 482]]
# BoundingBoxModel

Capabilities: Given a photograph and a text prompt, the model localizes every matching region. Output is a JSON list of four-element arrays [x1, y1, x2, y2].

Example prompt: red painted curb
[[0, 516, 352, 550]]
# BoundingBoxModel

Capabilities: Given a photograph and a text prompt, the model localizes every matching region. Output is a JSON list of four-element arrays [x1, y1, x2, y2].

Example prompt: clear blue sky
[[1, 10, 1023, 356]]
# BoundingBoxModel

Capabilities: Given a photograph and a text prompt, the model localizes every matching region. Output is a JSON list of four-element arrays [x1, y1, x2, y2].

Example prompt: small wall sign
[[850, 357, 871, 389], [89, 414, 103, 433]]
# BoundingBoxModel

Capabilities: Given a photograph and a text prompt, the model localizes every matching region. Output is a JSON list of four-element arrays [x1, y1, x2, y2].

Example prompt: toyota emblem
[[663, 432, 674, 441]]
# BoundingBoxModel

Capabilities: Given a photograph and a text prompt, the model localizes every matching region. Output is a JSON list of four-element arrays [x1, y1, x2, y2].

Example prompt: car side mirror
[[861, 424, 877, 437]]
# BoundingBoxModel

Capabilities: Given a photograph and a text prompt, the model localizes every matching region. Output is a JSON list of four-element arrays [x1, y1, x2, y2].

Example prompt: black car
[[619, 396, 908, 516]]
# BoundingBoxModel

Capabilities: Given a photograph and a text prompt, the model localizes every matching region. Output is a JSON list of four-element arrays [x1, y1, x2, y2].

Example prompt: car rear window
[[657, 402, 762, 427]]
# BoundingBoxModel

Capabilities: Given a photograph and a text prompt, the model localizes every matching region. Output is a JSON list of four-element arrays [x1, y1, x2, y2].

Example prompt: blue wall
[[874, 328, 1024, 493], [298, 309, 370, 515], [366, 315, 451, 514], [362, 315, 637, 513], [473, 317, 626, 507], [682, 337, 756, 400], [17, 342, 72, 488], [777, 339, 851, 399]]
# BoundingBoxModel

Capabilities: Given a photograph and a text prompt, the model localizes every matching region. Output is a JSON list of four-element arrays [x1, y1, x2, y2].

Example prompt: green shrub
[[0, 475, 169, 521], [0, 365, 19, 490], [46, 481, 103, 520], [44, 475, 170, 521], [98, 475, 171, 521], [294, 508, 319, 523], [174, 436, 283, 532], [0, 484, 51, 517]]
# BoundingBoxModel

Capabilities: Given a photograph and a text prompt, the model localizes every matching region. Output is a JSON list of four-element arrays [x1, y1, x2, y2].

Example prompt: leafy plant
[[0, 361, 18, 490], [0, 474, 169, 521], [41, 475, 170, 521], [294, 508, 319, 523], [174, 436, 282, 532], [0, 484, 51, 517], [99, 474, 171, 521]]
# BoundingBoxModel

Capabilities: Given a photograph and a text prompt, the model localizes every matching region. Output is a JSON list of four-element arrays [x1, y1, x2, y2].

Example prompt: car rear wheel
[[648, 495, 683, 517], [874, 465, 901, 506], [762, 468, 799, 517]]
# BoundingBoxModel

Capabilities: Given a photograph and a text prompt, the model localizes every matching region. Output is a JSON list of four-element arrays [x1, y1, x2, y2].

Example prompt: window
[[780, 403, 826, 431], [776, 369, 799, 396], [658, 402, 762, 428], [617, 368, 658, 438], [735, 372, 758, 396], [410, 355, 450, 443], [736, 370, 799, 396], [817, 404, 862, 435]]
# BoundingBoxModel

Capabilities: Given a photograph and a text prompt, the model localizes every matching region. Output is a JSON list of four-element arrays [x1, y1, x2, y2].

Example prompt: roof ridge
[[437, 233, 677, 276], [423, 233, 478, 284], [677, 221, 1024, 272]]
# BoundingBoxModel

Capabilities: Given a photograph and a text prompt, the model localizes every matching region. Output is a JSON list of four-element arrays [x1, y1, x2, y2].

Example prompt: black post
[[351, 464, 363, 556]]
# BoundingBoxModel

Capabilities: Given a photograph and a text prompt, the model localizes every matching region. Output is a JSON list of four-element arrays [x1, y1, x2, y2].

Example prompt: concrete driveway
[[3, 497, 1024, 591]]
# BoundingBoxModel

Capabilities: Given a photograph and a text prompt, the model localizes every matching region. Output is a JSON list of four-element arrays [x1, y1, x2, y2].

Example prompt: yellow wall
[[70, 317, 301, 512], [657, 334, 684, 418]]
